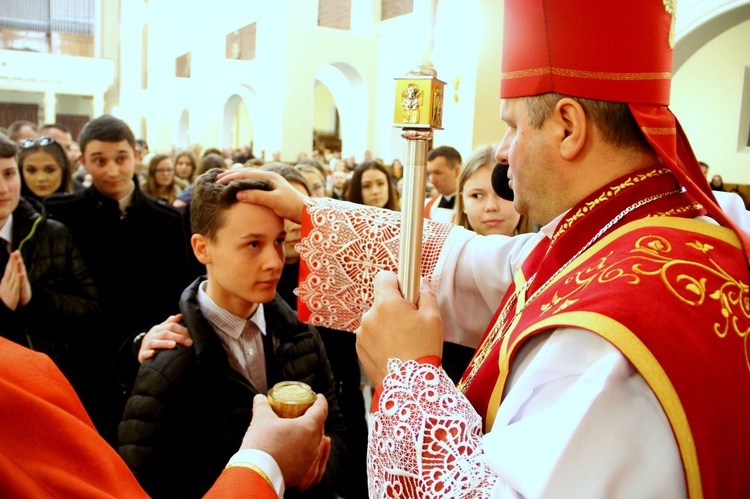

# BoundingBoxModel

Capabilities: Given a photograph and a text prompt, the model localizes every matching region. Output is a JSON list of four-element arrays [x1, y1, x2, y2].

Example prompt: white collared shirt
[[117, 181, 136, 214], [197, 281, 271, 392]]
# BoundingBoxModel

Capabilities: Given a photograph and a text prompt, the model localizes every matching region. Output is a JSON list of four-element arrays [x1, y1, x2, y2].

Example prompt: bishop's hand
[[356, 270, 443, 385]]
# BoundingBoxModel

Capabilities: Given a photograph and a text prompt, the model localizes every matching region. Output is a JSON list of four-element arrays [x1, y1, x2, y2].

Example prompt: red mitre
[[500, 0, 750, 261]]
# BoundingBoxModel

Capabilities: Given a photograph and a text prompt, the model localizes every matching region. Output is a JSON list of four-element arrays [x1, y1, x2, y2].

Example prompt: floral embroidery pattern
[[297, 198, 454, 332], [539, 234, 750, 370], [553, 168, 671, 245], [368, 360, 497, 498]]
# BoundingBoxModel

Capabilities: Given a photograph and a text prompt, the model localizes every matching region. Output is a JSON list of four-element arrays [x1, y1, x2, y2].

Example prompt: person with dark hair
[[424, 145, 462, 221], [219, 1, 750, 496], [45, 114, 191, 447], [0, 133, 98, 397], [119, 168, 346, 499], [699, 161, 710, 179], [134, 138, 149, 158], [16, 136, 77, 202], [7, 120, 37, 142], [346, 161, 400, 210], [710, 174, 726, 192]]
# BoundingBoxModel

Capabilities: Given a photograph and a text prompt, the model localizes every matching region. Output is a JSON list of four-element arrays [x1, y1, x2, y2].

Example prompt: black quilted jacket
[[118, 277, 347, 498], [0, 197, 98, 384]]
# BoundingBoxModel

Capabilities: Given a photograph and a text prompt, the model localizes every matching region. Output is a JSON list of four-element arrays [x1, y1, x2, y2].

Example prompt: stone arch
[[222, 85, 259, 150], [675, 0, 750, 71], [314, 61, 368, 159]]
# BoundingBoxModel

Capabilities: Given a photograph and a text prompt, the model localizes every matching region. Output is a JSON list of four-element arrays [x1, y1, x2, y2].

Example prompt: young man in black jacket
[[0, 134, 98, 390], [118, 169, 346, 498], [45, 115, 191, 447]]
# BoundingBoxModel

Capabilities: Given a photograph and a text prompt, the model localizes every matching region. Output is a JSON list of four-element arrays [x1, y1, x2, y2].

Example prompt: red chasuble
[[460, 167, 750, 499], [0, 337, 277, 498]]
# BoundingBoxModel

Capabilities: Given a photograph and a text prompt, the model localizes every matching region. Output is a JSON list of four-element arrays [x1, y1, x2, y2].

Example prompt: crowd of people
[[2, 0, 750, 497], [0, 109, 539, 497]]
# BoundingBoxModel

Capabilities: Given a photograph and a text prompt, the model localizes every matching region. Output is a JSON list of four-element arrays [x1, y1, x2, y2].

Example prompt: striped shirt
[[197, 281, 272, 392]]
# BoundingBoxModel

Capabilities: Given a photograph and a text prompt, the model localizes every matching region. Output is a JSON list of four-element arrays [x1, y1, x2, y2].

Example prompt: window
[[381, 0, 413, 21], [740, 65, 750, 151], [175, 52, 191, 78], [225, 23, 256, 61], [0, 0, 94, 56], [318, 0, 351, 30]]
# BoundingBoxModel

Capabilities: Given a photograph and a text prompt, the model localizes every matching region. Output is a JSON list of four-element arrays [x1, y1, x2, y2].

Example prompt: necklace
[[457, 187, 685, 393]]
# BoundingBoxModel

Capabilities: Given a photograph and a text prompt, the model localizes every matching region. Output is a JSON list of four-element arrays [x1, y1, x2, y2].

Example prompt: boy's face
[[193, 202, 286, 318], [80, 139, 138, 201], [0, 158, 20, 229]]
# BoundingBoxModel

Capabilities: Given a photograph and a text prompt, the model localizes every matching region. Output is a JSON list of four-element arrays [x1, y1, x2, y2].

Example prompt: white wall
[[672, 18, 750, 184]]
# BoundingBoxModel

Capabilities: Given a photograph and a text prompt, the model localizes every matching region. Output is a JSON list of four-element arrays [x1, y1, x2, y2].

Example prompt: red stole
[[424, 194, 440, 219], [460, 167, 750, 498]]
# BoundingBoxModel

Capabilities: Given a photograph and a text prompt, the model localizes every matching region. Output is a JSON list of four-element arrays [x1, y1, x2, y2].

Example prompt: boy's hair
[[78, 115, 136, 155], [191, 168, 274, 241], [0, 134, 18, 159]]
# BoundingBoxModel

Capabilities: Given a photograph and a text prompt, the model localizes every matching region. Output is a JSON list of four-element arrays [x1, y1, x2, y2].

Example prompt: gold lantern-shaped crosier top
[[394, 75, 446, 129]]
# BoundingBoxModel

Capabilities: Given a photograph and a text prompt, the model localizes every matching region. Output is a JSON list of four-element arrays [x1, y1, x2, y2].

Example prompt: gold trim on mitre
[[502, 67, 671, 81]]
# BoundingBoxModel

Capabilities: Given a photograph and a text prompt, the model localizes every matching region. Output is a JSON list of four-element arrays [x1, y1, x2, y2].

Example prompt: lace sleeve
[[368, 359, 498, 498], [296, 198, 455, 332]]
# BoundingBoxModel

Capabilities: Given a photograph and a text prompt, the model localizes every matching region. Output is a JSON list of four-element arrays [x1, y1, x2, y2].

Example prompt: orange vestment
[[0, 337, 276, 498]]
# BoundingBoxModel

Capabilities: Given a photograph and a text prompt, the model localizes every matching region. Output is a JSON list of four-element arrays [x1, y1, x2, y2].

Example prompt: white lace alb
[[368, 359, 497, 498], [296, 198, 454, 332]]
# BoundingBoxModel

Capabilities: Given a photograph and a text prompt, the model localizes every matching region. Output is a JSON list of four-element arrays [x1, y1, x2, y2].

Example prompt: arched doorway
[[314, 62, 368, 162], [222, 94, 252, 152], [674, 0, 750, 70], [176, 108, 190, 148]]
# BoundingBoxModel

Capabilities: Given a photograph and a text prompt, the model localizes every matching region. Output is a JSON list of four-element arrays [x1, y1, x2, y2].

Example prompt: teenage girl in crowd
[[142, 154, 182, 204], [455, 144, 534, 236], [346, 161, 400, 210], [18, 136, 80, 203], [173, 150, 198, 189]]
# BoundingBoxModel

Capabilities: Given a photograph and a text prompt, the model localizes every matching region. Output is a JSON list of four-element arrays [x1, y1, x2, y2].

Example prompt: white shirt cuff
[[226, 449, 285, 497]]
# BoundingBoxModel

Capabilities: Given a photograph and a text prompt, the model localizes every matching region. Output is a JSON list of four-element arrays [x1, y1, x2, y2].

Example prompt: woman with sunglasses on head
[[18, 136, 81, 203], [1, 134, 98, 398]]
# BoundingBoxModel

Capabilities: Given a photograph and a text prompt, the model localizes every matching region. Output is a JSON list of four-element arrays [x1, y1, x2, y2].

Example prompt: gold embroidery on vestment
[[663, 0, 677, 49], [539, 234, 750, 371], [553, 169, 671, 244]]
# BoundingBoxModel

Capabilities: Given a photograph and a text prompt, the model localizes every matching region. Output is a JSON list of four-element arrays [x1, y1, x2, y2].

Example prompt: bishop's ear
[[554, 97, 588, 161]]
